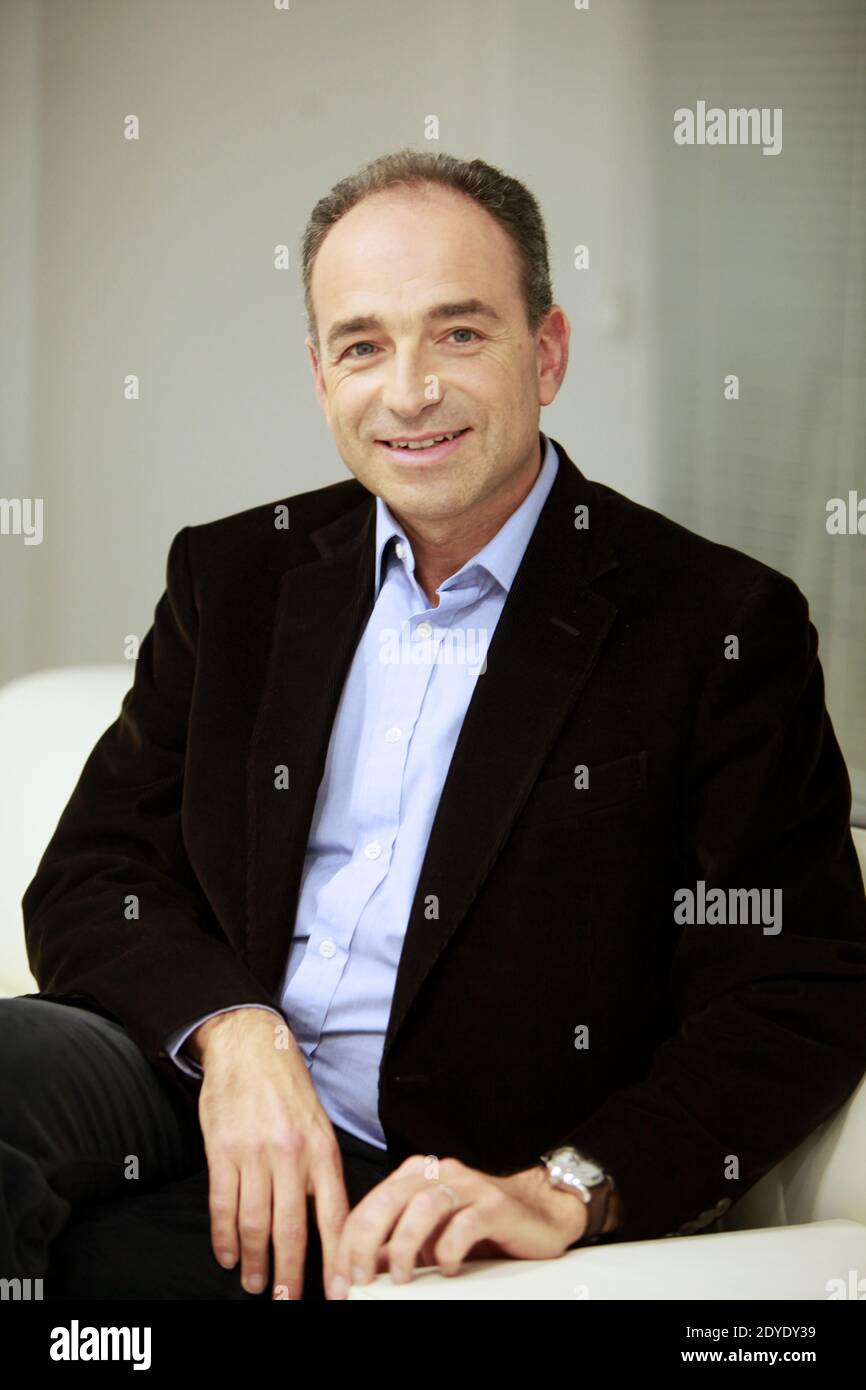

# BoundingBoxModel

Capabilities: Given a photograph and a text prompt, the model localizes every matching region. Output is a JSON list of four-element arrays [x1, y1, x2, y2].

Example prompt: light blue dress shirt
[[164, 432, 559, 1148]]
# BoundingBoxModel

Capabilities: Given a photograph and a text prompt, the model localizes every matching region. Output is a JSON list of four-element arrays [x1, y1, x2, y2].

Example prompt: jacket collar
[[274, 432, 618, 593]]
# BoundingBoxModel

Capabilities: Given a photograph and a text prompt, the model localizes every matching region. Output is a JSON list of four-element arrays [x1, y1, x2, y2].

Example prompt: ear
[[536, 305, 570, 407]]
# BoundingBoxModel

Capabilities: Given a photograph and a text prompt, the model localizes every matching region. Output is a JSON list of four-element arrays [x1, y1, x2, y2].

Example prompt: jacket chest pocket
[[515, 749, 648, 831]]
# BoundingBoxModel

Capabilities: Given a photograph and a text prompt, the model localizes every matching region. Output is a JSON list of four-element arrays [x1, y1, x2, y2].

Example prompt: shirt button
[[395, 542, 405, 559], [364, 841, 382, 859], [384, 726, 402, 743], [415, 621, 433, 639], [319, 938, 337, 959]]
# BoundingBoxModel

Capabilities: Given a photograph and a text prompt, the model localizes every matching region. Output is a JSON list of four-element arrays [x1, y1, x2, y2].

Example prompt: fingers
[[237, 1159, 274, 1295], [329, 1158, 543, 1296], [198, 1043, 352, 1298], [310, 1138, 351, 1300], [271, 1165, 309, 1301], [386, 1183, 467, 1283], [429, 1190, 511, 1274], [208, 1126, 349, 1300], [208, 1158, 241, 1272], [330, 1157, 430, 1295]]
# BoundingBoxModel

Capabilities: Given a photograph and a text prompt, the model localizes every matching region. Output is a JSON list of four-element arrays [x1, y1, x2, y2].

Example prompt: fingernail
[[329, 1274, 348, 1299], [391, 1265, 409, 1284], [244, 1273, 265, 1293], [351, 1265, 367, 1287], [218, 1252, 236, 1269]]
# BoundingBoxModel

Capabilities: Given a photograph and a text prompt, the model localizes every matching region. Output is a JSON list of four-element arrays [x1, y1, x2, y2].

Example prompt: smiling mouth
[[376, 427, 471, 451]]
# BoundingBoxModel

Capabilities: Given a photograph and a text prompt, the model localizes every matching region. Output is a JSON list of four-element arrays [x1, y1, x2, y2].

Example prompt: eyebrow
[[325, 298, 503, 355]]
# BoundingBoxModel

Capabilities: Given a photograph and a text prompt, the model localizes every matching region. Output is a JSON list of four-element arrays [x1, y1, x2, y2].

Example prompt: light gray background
[[2, 0, 863, 814]]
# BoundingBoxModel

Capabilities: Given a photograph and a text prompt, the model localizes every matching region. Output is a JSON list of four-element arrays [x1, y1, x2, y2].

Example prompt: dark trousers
[[0, 997, 389, 1300]]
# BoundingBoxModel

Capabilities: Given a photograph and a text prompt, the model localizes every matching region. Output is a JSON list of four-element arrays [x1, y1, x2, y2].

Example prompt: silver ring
[[437, 1182, 461, 1210]]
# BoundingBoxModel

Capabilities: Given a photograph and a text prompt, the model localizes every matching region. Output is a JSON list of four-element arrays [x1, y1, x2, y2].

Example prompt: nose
[[379, 342, 438, 420]]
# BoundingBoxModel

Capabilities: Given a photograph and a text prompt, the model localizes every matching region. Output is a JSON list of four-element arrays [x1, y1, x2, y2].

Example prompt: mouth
[[375, 427, 472, 464]]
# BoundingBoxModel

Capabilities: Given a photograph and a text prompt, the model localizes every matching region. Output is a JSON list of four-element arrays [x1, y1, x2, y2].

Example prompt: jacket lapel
[[243, 440, 620, 1039], [382, 443, 619, 1057], [243, 488, 376, 988]]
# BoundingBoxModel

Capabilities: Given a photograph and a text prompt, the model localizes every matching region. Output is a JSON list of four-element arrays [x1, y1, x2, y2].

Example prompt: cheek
[[325, 391, 361, 433], [332, 373, 377, 424], [466, 348, 510, 379], [464, 353, 525, 404]]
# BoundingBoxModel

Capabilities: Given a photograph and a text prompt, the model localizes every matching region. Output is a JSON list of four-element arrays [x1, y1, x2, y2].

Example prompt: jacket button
[[713, 1197, 732, 1216], [681, 1208, 717, 1234]]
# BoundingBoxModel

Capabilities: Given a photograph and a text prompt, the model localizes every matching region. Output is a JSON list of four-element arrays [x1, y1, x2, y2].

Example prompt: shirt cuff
[[163, 1004, 285, 1077]]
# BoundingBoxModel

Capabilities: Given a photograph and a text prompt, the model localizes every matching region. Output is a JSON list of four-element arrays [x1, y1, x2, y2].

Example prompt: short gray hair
[[301, 148, 553, 349]]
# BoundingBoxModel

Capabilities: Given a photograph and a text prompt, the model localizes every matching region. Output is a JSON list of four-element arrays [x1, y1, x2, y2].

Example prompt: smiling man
[[307, 180, 555, 606], [9, 149, 866, 1303]]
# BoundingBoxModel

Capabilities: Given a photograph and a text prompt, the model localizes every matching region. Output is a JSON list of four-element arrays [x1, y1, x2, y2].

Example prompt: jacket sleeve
[[21, 525, 278, 1066], [558, 569, 866, 1243]]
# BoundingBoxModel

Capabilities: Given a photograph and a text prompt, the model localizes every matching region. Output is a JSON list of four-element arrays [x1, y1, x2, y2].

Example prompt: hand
[[192, 1008, 349, 1299], [327, 1154, 595, 1299]]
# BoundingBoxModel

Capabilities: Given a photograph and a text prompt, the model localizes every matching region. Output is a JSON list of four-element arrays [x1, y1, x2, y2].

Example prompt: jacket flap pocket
[[517, 750, 648, 828]]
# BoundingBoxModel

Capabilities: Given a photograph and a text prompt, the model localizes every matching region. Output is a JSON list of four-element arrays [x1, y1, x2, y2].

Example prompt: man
[[7, 149, 866, 1302]]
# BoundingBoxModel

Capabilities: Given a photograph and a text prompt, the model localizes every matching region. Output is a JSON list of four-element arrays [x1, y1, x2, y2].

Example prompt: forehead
[[310, 185, 522, 320]]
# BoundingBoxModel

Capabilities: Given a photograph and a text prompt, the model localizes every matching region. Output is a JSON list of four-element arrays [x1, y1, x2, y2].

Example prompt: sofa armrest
[[347, 1220, 866, 1300]]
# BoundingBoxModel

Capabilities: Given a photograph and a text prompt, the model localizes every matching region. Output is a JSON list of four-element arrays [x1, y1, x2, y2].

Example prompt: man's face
[[306, 185, 568, 526]]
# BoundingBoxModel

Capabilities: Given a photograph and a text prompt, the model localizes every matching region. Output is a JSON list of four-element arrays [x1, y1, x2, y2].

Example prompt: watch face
[[546, 1147, 605, 1186], [572, 1158, 604, 1185]]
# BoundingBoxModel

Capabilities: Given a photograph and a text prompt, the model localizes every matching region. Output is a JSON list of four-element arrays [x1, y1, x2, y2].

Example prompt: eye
[[340, 328, 480, 361]]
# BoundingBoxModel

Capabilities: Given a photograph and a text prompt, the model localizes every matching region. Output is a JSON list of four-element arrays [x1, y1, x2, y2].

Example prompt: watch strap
[[542, 1147, 616, 1246], [579, 1175, 614, 1244]]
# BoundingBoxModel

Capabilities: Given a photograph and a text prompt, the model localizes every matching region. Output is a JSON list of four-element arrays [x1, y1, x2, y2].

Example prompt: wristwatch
[[539, 1145, 615, 1244]]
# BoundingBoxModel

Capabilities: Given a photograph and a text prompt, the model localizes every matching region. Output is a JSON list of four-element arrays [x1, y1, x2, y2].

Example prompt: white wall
[[1, 0, 655, 678], [3, 0, 863, 816], [0, 0, 41, 677]]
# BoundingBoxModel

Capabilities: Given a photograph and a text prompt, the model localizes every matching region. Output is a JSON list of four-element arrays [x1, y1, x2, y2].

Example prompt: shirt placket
[[284, 563, 459, 1053]]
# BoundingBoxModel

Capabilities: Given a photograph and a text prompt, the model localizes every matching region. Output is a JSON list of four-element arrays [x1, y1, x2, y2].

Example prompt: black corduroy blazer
[[20, 435, 866, 1244]]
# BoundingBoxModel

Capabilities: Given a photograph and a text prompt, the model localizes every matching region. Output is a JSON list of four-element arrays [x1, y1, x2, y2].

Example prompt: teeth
[[386, 431, 463, 449]]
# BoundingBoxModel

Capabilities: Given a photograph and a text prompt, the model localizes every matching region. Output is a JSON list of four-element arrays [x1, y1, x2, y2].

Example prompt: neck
[[394, 438, 543, 608]]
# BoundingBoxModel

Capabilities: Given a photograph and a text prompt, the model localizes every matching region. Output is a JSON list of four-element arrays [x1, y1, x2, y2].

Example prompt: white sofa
[[2, 666, 865, 1300]]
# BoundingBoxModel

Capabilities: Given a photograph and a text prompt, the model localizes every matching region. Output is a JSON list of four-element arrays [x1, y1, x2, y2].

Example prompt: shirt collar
[[373, 431, 559, 600]]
